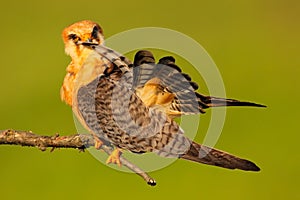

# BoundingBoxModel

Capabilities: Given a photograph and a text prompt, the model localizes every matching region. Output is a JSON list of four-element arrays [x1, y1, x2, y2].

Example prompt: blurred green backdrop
[[0, 0, 299, 199]]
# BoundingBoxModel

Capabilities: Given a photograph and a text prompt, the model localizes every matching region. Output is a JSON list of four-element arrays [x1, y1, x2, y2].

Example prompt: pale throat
[[67, 44, 109, 89], [67, 45, 94, 68], [61, 45, 94, 106], [62, 40, 110, 106]]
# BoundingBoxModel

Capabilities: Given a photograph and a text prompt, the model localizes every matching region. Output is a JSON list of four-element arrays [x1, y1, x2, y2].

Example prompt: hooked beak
[[78, 38, 99, 46], [78, 33, 99, 46], [80, 41, 99, 46]]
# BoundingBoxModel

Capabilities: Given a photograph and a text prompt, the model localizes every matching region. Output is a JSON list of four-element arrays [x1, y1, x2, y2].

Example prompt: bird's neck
[[61, 45, 96, 106], [60, 47, 110, 106]]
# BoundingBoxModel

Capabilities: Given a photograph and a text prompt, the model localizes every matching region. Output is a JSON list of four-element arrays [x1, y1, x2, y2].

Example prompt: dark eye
[[68, 34, 80, 42], [91, 26, 99, 39]]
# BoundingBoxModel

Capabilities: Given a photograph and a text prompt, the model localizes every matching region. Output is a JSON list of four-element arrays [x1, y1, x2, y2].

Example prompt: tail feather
[[181, 141, 260, 171], [196, 93, 266, 108]]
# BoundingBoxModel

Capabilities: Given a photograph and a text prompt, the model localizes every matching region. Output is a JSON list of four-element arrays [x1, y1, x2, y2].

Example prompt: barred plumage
[[61, 20, 264, 172]]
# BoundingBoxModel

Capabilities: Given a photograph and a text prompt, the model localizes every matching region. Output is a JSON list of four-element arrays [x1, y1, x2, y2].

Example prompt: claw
[[94, 137, 103, 150], [106, 148, 123, 167]]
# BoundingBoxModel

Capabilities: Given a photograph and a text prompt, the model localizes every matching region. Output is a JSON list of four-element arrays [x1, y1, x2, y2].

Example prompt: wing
[[74, 45, 261, 170], [133, 51, 201, 118], [75, 45, 192, 156], [133, 50, 266, 118]]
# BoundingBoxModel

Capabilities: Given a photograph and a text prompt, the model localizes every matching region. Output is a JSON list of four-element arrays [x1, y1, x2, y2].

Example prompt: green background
[[0, 0, 299, 199]]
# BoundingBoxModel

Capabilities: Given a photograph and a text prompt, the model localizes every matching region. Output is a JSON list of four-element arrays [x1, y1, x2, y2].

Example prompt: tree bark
[[0, 129, 156, 186]]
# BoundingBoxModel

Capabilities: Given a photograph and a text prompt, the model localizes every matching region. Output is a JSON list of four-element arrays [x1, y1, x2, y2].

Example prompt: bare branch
[[0, 129, 156, 186]]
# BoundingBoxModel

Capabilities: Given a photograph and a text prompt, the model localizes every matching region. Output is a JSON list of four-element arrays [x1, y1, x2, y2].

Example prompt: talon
[[106, 148, 123, 167], [94, 137, 103, 150], [50, 147, 55, 152]]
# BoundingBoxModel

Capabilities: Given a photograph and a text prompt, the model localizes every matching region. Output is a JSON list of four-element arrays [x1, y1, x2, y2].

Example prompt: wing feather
[[132, 50, 265, 118]]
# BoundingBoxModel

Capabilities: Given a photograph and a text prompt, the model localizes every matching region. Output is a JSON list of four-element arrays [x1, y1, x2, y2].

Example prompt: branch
[[0, 129, 156, 186]]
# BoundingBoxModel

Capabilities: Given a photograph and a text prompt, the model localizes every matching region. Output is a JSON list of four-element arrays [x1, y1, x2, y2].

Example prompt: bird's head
[[62, 20, 104, 64]]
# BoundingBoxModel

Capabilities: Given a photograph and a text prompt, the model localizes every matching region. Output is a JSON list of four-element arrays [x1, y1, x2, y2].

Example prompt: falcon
[[61, 20, 265, 171]]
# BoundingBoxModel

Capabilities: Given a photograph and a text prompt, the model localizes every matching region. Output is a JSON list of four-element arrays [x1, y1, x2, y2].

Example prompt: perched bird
[[61, 20, 265, 171]]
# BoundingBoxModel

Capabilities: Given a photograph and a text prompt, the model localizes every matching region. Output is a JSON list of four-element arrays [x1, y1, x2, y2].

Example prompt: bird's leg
[[106, 148, 123, 167], [93, 136, 103, 150]]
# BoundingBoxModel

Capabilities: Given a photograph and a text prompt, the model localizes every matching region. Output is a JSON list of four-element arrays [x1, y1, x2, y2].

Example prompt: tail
[[196, 93, 266, 108], [181, 141, 260, 171]]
